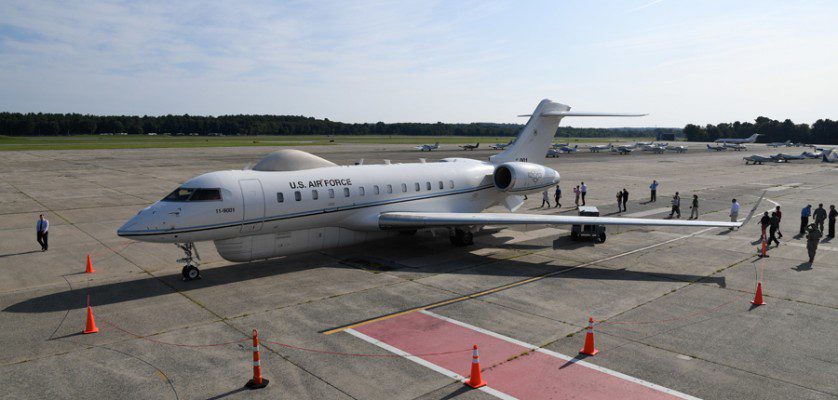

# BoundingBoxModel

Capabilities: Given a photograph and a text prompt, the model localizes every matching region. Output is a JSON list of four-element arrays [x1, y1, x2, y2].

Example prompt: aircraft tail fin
[[491, 99, 645, 165]]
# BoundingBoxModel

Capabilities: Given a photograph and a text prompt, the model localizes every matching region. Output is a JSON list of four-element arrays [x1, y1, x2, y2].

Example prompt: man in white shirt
[[729, 199, 740, 231], [36, 214, 49, 251], [580, 182, 587, 206]]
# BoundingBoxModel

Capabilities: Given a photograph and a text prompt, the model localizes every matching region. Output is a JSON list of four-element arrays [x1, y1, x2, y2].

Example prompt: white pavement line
[[421, 310, 701, 400], [623, 207, 672, 218], [345, 329, 518, 400]]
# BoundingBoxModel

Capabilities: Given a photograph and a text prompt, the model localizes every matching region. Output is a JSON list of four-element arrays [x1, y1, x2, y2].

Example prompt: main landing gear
[[449, 227, 474, 247], [177, 242, 201, 281]]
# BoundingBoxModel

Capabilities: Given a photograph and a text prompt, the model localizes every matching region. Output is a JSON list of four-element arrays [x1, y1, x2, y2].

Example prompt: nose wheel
[[176, 243, 201, 281]]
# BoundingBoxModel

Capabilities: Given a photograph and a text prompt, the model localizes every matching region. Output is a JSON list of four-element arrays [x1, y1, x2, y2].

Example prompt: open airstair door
[[239, 179, 265, 233]]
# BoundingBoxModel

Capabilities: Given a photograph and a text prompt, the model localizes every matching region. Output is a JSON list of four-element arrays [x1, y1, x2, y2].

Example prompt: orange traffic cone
[[245, 329, 269, 389], [465, 344, 487, 388], [751, 281, 766, 306], [758, 240, 769, 258], [85, 254, 95, 274], [579, 317, 599, 356], [83, 295, 99, 334]]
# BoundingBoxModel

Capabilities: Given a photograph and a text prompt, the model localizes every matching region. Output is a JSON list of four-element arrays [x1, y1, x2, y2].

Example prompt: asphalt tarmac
[[0, 142, 835, 399]]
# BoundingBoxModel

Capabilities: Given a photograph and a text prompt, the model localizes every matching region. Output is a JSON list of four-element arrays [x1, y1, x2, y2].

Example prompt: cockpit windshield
[[162, 188, 222, 202]]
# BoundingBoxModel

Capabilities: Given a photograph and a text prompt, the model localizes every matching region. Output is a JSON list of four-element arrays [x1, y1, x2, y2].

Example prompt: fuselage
[[117, 157, 559, 261]]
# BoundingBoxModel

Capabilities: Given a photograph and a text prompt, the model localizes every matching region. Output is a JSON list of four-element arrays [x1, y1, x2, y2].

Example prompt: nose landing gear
[[176, 242, 201, 281]]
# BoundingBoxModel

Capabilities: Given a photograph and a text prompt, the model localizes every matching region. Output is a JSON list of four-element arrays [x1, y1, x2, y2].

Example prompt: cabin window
[[311, 190, 319, 200], [449, 180, 455, 189], [276, 192, 284, 203], [401, 183, 407, 193], [374, 185, 380, 195], [386, 184, 393, 194], [426, 182, 431, 191], [329, 189, 335, 198], [294, 191, 301, 201], [359, 187, 365, 196], [344, 187, 350, 197], [438, 181, 444, 190], [414, 182, 420, 192]]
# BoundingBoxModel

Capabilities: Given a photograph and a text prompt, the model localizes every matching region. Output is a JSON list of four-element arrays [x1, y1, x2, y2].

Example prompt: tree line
[[683, 117, 838, 144], [0, 112, 674, 138]]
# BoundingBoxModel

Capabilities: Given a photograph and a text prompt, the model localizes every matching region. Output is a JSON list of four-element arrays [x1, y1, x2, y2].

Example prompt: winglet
[[739, 191, 767, 227]]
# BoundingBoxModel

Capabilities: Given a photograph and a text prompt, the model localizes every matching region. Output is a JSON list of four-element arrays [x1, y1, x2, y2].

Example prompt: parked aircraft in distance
[[801, 150, 823, 159], [489, 141, 513, 150], [774, 153, 806, 162], [823, 148, 838, 163], [724, 143, 747, 151], [635, 141, 653, 146], [743, 155, 777, 165], [714, 134, 761, 144], [557, 144, 578, 153], [546, 148, 561, 158], [588, 143, 613, 153], [639, 143, 667, 154], [613, 144, 635, 155], [414, 142, 440, 151], [668, 145, 689, 153], [459, 143, 480, 151], [706, 144, 727, 151], [767, 140, 792, 148], [118, 99, 759, 280], [551, 142, 569, 149]]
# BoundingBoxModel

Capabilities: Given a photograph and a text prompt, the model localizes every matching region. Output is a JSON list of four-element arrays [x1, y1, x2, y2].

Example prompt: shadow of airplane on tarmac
[[5, 231, 726, 314]]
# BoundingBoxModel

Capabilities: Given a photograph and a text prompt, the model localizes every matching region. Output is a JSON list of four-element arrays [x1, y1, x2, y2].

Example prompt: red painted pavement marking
[[355, 311, 688, 400]]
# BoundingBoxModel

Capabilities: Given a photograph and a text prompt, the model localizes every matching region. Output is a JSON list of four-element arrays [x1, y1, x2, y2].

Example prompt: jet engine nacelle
[[493, 162, 560, 193]]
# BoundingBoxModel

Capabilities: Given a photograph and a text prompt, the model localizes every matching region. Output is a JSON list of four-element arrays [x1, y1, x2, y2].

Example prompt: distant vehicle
[[706, 144, 727, 151], [546, 148, 561, 158], [668, 145, 688, 153], [766, 140, 792, 148], [743, 155, 777, 165], [723, 143, 747, 151], [588, 143, 612, 153], [459, 143, 479, 151], [99, 132, 113, 136], [188, 133, 199, 136], [489, 141, 513, 150], [414, 142, 440, 151], [714, 134, 761, 144], [557, 144, 578, 153], [612, 144, 635, 155], [208, 132, 224, 137], [147, 132, 157, 136]]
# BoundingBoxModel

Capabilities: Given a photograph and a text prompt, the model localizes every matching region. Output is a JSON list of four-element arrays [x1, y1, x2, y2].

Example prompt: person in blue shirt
[[799, 204, 812, 236], [649, 180, 658, 202], [36, 214, 49, 251], [554, 185, 561, 208]]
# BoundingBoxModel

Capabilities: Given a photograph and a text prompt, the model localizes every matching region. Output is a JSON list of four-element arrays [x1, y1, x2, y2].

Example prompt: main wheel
[[462, 231, 474, 245], [182, 265, 200, 281], [598, 232, 607, 243]]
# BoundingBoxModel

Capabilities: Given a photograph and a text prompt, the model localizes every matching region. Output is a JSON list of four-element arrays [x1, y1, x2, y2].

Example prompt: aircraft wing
[[380, 192, 765, 230]]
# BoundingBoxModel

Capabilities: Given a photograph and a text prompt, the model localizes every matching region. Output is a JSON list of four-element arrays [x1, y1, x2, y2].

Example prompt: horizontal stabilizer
[[517, 112, 647, 118]]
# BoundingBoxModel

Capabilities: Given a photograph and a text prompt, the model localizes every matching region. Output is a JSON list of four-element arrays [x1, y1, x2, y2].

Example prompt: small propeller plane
[[668, 145, 688, 153], [588, 143, 613, 153], [723, 143, 747, 151], [489, 141, 513, 150], [414, 142, 440, 151], [706, 143, 727, 151], [118, 99, 761, 281], [459, 143, 480, 151]]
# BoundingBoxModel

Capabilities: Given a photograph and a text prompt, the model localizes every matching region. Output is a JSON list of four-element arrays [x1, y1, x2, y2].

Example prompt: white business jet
[[118, 99, 759, 280], [714, 134, 761, 144]]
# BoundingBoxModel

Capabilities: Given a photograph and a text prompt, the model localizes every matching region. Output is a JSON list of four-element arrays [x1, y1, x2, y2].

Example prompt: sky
[[1, 0, 837, 127]]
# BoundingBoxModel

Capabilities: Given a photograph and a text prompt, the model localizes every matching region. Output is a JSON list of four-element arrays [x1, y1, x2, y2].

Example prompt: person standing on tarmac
[[729, 199, 740, 230], [768, 212, 781, 247], [541, 189, 551, 208], [759, 211, 771, 241], [806, 224, 822, 264], [649, 180, 658, 202], [622, 188, 629, 212], [799, 204, 812, 235], [669, 192, 681, 218], [36, 214, 49, 251], [828, 205, 836, 238], [775, 205, 783, 238], [813, 204, 827, 233], [554, 185, 562, 208], [580, 182, 588, 206], [689, 195, 699, 219], [616, 191, 623, 213], [574, 185, 580, 208]]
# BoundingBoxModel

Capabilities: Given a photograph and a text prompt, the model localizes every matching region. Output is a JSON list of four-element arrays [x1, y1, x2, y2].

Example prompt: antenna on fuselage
[[419, 158, 426, 163], [355, 159, 364, 165], [384, 159, 391, 165]]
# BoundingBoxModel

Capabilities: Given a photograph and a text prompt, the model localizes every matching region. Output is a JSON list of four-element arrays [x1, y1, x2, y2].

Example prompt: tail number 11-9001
[[216, 207, 235, 214]]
